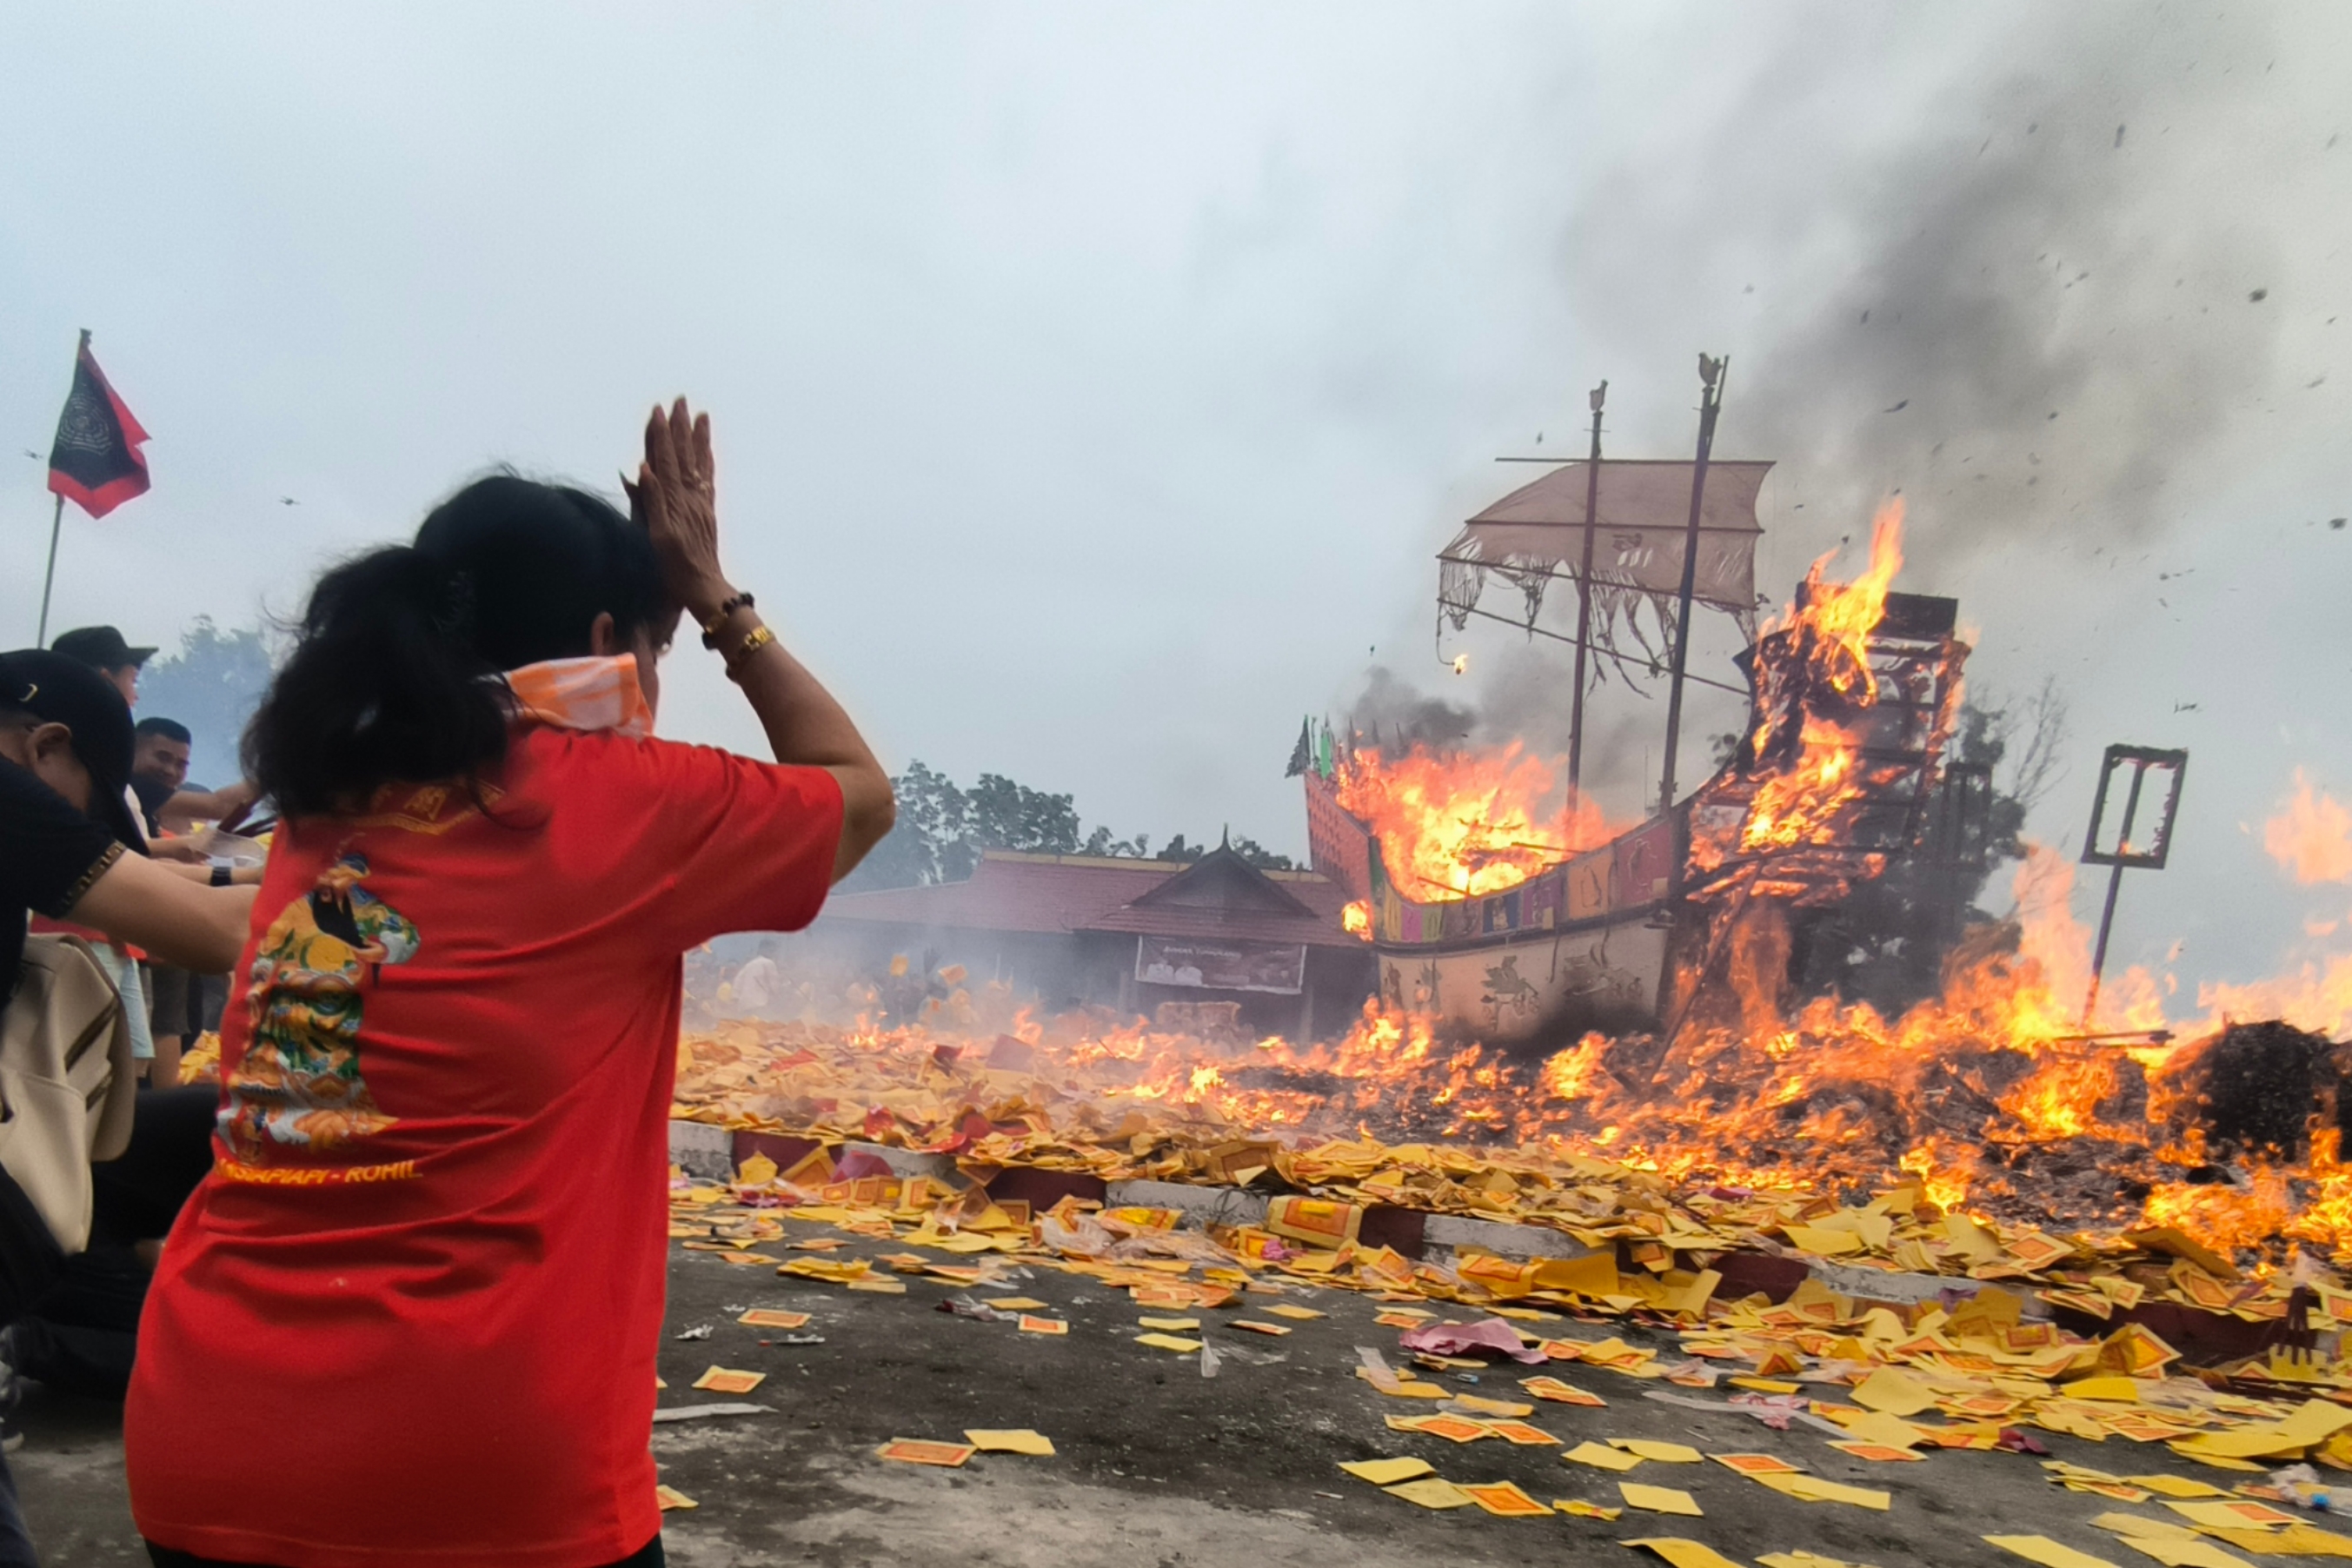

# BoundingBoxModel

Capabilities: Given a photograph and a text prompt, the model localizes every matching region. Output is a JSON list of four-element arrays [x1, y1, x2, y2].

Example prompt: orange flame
[[1734, 500, 1906, 858], [1341, 900, 1372, 940], [2265, 769, 2352, 885], [1332, 741, 1623, 900]]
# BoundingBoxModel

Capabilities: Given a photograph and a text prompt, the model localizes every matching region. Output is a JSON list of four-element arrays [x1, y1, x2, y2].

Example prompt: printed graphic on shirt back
[[221, 853, 419, 1162]]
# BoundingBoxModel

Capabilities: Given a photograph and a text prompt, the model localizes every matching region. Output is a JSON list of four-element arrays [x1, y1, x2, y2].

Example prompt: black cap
[[50, 625, 157, 671], [0, 649, 146, 851]]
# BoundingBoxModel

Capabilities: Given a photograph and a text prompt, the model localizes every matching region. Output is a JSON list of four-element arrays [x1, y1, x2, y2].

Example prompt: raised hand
[[623, 397, 733, 622]]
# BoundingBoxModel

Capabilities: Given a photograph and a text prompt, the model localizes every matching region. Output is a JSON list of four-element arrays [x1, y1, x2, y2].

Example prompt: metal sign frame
[[2080, 745, 2188, 870]]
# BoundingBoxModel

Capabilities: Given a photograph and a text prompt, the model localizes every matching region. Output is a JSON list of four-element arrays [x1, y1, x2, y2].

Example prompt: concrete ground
[[11, 1222, 2270, 1567]]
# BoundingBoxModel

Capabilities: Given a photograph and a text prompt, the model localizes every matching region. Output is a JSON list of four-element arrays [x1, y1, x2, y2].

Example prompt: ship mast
[[1565, 380, 1606, 797], [1656, 353, 1727, 818]]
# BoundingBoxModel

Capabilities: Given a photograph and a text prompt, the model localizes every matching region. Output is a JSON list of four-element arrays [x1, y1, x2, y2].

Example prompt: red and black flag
[[47, 331, 150, 519]]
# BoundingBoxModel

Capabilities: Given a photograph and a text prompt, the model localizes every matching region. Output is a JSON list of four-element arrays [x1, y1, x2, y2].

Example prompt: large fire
[[678, 839, 2349, 1269], [666, 732, 2352, 1272], [1737, 501, 1908, 858], [1332, 741, 1623, 900], [660, 506, 2352, 1279]]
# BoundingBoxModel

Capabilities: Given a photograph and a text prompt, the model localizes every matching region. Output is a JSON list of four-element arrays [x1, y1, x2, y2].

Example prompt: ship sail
[[1437, 458, 1775, 668]]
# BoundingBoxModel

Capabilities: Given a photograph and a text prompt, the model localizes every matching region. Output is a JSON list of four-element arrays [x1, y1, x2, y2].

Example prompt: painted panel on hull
[[1375, 921, 1670, 1040]]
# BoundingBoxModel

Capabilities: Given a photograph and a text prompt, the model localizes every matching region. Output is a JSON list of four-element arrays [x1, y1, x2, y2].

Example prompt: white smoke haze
[[2, 3, 2344, 995]]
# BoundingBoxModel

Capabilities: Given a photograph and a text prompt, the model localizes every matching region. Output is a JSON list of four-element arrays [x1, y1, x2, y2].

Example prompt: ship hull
[[1372, 913, 1671, 1041]]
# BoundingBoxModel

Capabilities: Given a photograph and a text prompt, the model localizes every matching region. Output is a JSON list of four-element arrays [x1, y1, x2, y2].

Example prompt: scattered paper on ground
[[965, 1428, 1054, 1456], [736, 1309, 810, 1329], [1135, 1332, 1204, 1353], [1555, 1498, 1624, 1519], [1751, 1472, 1891, 1511], [878, 1438, 977, 1467], [654, 1485, 698, 1512], [692, 1365, 766, 1394], [1619, 1482, 1704, 1516], [1564, 1440, 1645, 1472], [1339, 1457, 1434, 1485], [1462, 1479, 1554, 1517], [1384, 1477, 1475, 1509], [1622, 1537, 1744, 1568], [1614, 1438, 1704, 1463], [1984, 1537, 2124, 1568]]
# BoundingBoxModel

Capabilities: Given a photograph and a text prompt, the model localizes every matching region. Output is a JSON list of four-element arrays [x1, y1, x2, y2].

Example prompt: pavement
[[8, 1220, 2286, 1567]]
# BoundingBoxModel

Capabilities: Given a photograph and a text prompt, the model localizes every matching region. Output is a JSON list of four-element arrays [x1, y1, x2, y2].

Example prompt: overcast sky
[[3, 3, 2347, 1011]]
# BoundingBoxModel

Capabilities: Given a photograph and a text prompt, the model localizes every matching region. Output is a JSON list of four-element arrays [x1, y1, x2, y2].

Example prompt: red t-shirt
[[124, 728, 842, 1567]]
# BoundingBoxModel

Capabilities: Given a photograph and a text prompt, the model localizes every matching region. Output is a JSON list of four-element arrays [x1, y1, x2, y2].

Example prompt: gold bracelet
[[723, 622, 776, 679]]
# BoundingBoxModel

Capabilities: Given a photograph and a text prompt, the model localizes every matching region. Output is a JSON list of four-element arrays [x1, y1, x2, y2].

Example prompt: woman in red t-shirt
[[124, 402, 894, 1568]]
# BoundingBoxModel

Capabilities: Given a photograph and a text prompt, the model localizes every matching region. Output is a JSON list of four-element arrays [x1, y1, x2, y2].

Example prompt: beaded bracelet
[[699, 592, 756, 648]]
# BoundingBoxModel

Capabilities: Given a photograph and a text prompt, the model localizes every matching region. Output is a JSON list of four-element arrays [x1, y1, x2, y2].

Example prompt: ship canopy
[[1438, 458, 1774, 675]]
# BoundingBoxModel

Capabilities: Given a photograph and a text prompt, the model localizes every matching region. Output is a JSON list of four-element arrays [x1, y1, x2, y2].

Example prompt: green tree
[[137, 618, 275, 787]]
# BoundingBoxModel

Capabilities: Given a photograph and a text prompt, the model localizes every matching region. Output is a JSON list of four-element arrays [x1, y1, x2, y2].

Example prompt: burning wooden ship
[[1301, 362, 1970, 1040]]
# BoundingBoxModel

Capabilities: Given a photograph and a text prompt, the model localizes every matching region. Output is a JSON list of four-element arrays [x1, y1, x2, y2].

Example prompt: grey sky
[[3, 4, 2347, 1012]]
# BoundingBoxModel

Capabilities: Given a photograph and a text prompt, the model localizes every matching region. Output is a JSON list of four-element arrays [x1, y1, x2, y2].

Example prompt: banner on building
[[1136, 936, 1307, 995]]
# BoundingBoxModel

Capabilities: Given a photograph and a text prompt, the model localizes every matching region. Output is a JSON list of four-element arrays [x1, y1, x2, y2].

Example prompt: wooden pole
[[1566, 381, 1605, 797], [1656, 355, 1726, 818], [34, 491, 63, 647]]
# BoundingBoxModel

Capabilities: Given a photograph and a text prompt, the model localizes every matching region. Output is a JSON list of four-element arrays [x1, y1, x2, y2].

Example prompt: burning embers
[[1689, 501, 1966, 903], [1331, 741, 1621, 901]]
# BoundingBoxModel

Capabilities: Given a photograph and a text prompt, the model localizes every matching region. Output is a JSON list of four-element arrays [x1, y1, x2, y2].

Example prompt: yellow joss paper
[[1462, 1480, 1555, 1518], [1621, 1540, 1744, 1568], [1339, 1457, 1434, 1486], [653, 1485, 697, 1512], [1612, 1438, 1704, 1464], [1759, 1556, 1885, 1568], [1384, 1477, 1475, 1510], [964, 1429, 1055, 1456], [1134, 1332, 1202, 1353], [1619, 1483, 1704, 1516], [1262, 1304, 1324, 1320], [1564, 1441, 1644, 1472], [1850, 1367, 1938, 1418], [1554, 1498, 1624, 1520], [2123, 1476, 2227, 1499], [1752, 1472, 1890, 1511], [692, 1365, 765, 1394], [2093, 1524, 2256, 1568], [985, 1298, 1046, 1312], [1984, 1538, 2127, 1568], [1137, 1316, 1200, 1331]]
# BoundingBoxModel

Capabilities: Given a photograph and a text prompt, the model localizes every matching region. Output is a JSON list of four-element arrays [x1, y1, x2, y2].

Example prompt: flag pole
[[34, 491, 64, 646]]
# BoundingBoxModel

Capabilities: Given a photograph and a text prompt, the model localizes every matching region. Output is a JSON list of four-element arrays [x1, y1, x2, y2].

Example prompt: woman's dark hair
[[245, 474, 665, 820]]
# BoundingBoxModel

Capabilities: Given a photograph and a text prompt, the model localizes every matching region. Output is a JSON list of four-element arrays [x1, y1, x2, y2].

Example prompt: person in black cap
[[0, 652, 253, 1566], [48, 627, 156, 709], [0, 648, 254, 1011]]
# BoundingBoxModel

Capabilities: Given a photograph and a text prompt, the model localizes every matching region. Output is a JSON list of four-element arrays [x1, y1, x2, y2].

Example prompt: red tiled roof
[[820, 854, 1179, 935], [1080, 901, 1361, 949], [820, 851, 1358, 944]]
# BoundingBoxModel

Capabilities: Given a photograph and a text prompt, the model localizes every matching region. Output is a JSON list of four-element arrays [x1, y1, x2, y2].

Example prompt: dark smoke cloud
[[1335, 4, 2317, 816], [1565, 5, 2289, 574]]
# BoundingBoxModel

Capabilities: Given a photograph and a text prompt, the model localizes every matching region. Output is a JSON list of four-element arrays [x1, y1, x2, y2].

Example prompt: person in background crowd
[[125, 401, 894, 1568], [732, 938, 781, 1018], [50, 634, 203, 871], [48, 628, 152, 710], [130, 720, 258, 835], [129, 721, 261, 1087], [0, 650, 256, 1568]]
